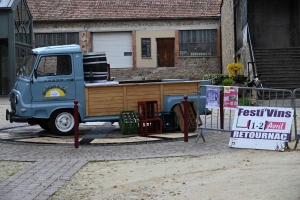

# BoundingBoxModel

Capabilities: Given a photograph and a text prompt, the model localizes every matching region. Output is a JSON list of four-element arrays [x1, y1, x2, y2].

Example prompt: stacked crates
[[119, 110, 138, 135], [160, 112, 178, 132], [138, 101, 162, 135]]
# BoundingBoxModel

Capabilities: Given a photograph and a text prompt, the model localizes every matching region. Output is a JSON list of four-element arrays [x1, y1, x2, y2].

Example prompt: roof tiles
[[27, 0, 222, 21]]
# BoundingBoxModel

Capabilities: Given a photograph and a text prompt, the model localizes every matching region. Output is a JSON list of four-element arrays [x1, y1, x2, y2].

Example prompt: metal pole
[[74, 99, 79, 148], [220, 90, 224, 129], [184, 95, 188, 142]]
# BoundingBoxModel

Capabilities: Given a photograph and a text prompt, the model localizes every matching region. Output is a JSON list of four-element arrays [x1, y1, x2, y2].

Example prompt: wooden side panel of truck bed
[[85, 81, 200, 116]]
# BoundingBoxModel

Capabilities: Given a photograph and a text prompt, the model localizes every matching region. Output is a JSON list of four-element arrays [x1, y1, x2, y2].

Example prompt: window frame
[[141, 38, 151, 58], [34, 33, 79, 48], [179, 30, 217, 57]]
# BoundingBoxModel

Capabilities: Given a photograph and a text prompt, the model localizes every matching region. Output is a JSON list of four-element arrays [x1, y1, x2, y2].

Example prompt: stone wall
[[110, 57, 219, 81], [236, 43, 253, 79], [221, 0, 235, 75], [33, 19, 220, 31], [33, 19, 222, 80]]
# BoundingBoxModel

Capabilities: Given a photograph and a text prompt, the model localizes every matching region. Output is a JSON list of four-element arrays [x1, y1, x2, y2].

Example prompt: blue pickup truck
[[6, 44, 209, 135]]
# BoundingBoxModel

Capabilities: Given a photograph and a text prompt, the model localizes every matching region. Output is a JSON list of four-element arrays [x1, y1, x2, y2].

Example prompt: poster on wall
[[229, 106, 294, 151], [224, 86, 238, 109], [206, 86, 220, 108]]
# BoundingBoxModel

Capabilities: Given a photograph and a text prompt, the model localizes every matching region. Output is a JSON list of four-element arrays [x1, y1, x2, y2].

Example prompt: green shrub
[[203, 74, 227, 85], [238, 97, 251, 106], [222, 78, 235, 86]]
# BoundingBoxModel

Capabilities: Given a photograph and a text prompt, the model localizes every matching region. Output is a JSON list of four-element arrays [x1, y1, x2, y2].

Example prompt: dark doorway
[[156, 38, 174, 67], [0, 39, 9, 95]]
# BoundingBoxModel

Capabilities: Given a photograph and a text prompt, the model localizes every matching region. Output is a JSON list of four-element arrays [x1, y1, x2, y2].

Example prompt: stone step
[[253, 48, 300, 90]]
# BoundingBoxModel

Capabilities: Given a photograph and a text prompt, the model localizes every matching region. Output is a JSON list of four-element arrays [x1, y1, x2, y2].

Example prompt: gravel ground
[[49, 149, 300, 200]]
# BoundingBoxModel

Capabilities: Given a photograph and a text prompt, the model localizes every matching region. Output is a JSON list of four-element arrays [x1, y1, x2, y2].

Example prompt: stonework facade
[[110, 57, 219, 81], [33, 19, 222, 81]]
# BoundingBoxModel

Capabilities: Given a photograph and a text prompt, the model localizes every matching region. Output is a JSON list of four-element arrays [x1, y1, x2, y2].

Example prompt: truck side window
[[56, 55, 72, 75], [36, 55, 72, 77]]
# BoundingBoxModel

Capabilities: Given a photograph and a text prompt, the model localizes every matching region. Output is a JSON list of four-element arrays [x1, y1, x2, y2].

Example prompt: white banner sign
[[229, 106, 294, 151]]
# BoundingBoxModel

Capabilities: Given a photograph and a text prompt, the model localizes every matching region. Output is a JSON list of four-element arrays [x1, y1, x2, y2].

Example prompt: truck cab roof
[[32, 44, 82, 55]]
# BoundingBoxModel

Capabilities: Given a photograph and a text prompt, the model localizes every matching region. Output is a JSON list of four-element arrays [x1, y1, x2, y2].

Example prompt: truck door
[[31, 55, 76, 102]]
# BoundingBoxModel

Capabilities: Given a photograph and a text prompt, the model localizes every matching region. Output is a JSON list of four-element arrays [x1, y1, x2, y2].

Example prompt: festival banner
[[206, 86, 220, 108], [223, 86, 238, 109], [229, 106, 294, 151]]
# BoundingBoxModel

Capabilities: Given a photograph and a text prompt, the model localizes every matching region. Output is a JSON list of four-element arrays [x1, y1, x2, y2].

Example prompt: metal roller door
[[93, 32, 132, 68]]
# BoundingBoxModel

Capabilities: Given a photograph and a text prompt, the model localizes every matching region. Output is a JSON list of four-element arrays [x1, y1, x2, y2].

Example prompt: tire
[[256, 83, 270, 99], [39, 121, 50, 131], [49, 110, 75, 135]]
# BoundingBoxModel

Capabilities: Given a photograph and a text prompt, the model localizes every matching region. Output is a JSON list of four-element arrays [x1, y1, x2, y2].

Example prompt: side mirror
[[34, 69, 37, 79]]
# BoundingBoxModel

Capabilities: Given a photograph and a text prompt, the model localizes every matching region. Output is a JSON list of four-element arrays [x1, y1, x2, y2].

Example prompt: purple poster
[[206, 86, 220, 108]]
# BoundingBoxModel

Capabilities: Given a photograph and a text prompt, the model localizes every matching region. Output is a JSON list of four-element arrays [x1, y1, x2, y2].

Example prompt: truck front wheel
[[49, 110, 74, 135]]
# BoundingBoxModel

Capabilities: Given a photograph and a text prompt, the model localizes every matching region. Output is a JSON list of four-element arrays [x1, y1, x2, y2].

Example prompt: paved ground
[[0, 96, 232, 200], [0, 96, 299, 200]]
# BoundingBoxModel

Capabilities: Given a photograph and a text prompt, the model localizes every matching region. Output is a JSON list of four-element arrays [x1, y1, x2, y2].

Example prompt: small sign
[[229, 106, 294, 151], [206, 86, 220, 108], [124, 52, 132, 56], [224, 86, 238, 109]]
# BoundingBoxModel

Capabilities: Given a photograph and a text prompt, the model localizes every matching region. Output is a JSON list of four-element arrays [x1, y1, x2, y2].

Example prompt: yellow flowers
[[227, 62, 243, 78]]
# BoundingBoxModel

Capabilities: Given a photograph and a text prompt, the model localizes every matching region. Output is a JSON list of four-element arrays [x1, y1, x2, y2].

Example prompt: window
[[179, 30, 217, 56], [37, 55, 72, 77], [141, 38, 151, 57], [35, 33, 79, 47]]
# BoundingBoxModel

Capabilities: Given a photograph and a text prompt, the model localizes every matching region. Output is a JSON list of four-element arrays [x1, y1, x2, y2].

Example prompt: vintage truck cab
[[6, 45, 85, 134]]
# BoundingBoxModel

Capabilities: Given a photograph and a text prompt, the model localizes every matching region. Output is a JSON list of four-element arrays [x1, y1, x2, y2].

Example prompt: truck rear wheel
[[49, 110, 74, 135]]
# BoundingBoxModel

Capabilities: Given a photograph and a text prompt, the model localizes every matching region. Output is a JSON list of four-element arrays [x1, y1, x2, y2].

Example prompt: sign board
[[229, 106, 294, 151], [206, 86, 220, 108], [224, 86, 238, 109]]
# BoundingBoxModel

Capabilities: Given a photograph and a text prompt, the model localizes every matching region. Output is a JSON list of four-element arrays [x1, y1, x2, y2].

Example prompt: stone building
[[229, 0, 300, 89], [27, 0, 223, 81]]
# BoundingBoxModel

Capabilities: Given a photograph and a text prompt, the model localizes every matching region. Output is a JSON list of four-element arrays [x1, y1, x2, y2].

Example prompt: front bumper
[[6, 109, 28, 123]]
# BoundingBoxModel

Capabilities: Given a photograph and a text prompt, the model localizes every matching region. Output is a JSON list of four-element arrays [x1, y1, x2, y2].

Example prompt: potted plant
[[226, 62, 246, 83]]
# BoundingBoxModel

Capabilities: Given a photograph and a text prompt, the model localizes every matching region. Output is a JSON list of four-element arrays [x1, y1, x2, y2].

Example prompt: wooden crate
[[173, 101, 202, 132]]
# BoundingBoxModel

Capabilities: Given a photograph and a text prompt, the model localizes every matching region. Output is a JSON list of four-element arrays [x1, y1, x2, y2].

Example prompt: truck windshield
[[21, 53, 37, 77]]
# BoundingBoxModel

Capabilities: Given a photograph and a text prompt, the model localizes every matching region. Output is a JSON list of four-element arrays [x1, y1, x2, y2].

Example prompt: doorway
[[156, 38, 174, 67], [0, 39, 8, 95]]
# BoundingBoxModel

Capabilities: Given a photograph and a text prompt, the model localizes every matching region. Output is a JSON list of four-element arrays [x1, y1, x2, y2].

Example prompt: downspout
[[218, 13, 222, 73], [233, 0, 239, 63], [219, 1, 223, 74]]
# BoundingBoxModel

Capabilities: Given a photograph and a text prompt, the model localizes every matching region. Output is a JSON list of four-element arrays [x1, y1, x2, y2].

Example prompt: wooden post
[[74, 100, 79, 148], [220, 90, 224, 129], [184, 95, 188, 142]]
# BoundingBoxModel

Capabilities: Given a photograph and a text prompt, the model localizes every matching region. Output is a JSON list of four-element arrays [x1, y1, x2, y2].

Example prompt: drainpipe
[[218, 13, 222, 74], [233, 0, 239, 63], [219, 1, 223, 73]]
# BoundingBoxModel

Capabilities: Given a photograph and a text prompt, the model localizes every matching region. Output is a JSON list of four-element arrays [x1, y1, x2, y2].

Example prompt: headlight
[[14, 95, 18, 104]]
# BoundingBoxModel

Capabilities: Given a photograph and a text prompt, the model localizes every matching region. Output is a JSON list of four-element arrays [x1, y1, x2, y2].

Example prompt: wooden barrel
[[83, 52, 108, 83]]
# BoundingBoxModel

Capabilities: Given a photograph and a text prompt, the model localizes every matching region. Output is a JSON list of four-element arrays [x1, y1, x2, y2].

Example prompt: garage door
[[93, 32, 133, 68]]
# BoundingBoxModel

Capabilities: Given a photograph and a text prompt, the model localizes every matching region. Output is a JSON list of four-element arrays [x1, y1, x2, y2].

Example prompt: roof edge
[[32, 16, 221, 23]]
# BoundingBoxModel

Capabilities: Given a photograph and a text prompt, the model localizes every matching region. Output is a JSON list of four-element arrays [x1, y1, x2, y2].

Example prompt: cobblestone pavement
[[0, 97, 235, 200]]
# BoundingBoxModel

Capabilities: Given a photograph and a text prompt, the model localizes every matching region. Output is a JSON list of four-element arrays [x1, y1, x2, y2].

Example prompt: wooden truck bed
[[85, 81, 200, 116]]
